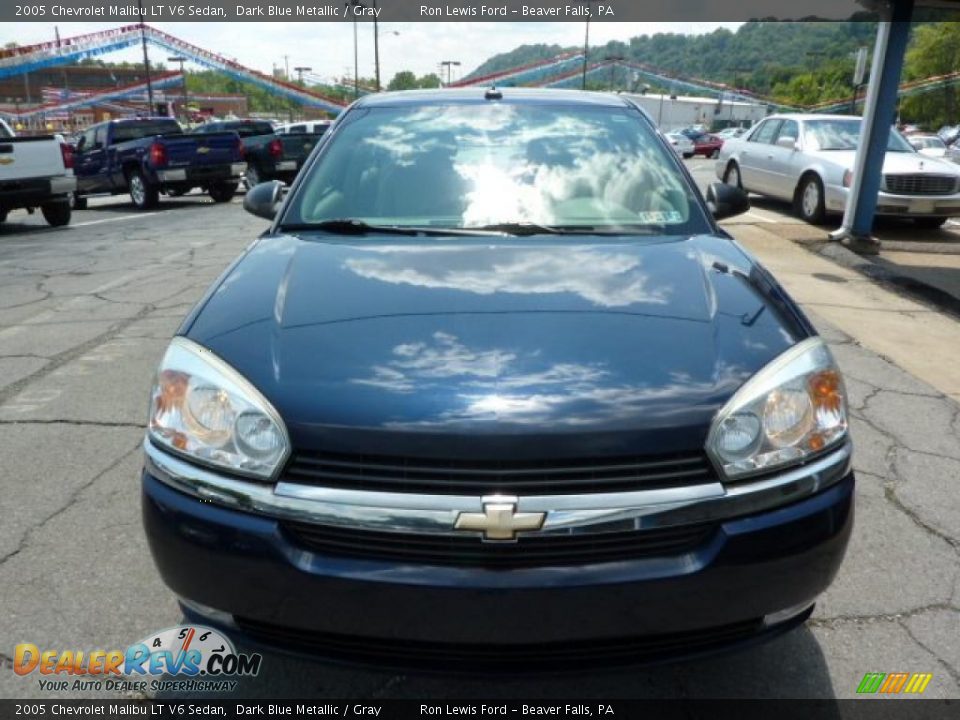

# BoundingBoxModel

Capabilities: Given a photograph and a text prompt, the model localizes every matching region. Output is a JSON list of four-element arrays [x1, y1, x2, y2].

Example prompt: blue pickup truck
[[72, 118, 246, 210]]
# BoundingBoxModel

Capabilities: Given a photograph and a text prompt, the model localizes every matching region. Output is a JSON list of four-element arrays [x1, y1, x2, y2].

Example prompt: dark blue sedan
[[142, 88, 854, 671]]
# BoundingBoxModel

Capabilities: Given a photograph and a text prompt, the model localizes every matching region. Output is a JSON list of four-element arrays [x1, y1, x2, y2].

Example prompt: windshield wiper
[[472, 222, 662, 236], [278, 219, 506, 237]]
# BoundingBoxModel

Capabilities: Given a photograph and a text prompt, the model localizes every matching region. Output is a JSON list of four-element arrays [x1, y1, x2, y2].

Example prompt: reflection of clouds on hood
[[383, 363, 748, 429], [352, 331, 607, 395], [345, 246, 671, 308]]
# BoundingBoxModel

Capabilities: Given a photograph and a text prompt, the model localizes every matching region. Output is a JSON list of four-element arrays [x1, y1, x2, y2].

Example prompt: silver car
[[716, 113, 960, 228], [665, 132, 695, 159]]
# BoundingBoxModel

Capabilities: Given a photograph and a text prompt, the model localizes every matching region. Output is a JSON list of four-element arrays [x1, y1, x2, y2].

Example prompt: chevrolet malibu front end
[[142, 89, 854, 671]]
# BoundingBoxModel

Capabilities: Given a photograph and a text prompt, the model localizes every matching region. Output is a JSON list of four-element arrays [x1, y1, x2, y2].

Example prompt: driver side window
[[749, 120, 782, 145]]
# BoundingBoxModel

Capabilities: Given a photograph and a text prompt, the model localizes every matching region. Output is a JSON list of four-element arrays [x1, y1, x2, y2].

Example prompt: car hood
[[811, 149, 960, 175], [185, 234, 807, 458]]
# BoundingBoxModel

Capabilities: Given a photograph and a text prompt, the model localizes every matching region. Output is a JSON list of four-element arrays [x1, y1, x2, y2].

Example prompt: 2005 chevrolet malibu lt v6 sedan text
[[141, 88, 854, 671]]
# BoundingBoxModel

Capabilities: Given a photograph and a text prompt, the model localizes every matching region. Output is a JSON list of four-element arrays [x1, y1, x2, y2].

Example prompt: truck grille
[[282, 521, 717, 568], [884, 174, 957, 195], [282, 450, 715, 495]]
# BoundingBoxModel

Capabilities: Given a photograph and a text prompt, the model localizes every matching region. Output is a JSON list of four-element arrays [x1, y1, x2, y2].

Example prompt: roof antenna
[[485, 85, 503, 100]]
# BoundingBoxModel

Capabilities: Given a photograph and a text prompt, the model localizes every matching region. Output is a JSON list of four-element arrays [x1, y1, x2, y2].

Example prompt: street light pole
[[294, 66, 312, 85], [373, 0, 380, 92], [137, 0, 154, 113], [441, 61, 461, 86], [581, 0, 599, 90]]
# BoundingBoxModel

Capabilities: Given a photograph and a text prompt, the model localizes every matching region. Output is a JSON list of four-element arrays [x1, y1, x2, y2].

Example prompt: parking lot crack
[[0, 443, 142, 568], [899, 617, 960, 686]]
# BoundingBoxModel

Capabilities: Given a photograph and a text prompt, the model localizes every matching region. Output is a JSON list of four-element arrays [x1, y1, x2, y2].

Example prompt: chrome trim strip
[[144, 439, 852, 536]]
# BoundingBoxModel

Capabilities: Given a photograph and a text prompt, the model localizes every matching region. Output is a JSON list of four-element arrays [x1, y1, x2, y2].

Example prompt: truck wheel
[[244, 164, 261, 189], [41, 201, 71, 227], [71, 193, 87, 210], [209, 183, 238, 203], [129, 169, 159, 210]]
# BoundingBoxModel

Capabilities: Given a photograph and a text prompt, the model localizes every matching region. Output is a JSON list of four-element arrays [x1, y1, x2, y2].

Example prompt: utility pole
[[136, 1, 154, 113], [284, 55, 290, 80], [294, 66, 311, 85], [604, 55, 625, 90], [373, 0, 380, 92], [581, 0, 600, 90]]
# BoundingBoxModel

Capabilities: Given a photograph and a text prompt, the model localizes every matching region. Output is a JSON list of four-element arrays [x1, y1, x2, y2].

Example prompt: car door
[[765, 119, 800, 199], [740, 119, 781, 191], [75, 125, 107, 193]]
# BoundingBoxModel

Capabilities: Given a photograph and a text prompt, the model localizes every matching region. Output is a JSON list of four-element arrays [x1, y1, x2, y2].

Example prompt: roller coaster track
[[0, 24, 346, 114]]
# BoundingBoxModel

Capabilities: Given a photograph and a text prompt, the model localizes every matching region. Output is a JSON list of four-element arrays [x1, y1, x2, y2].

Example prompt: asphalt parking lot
[[0, 176, 958, 700]]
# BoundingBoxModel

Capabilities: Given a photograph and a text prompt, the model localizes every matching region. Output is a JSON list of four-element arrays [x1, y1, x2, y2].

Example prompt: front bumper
[[825, 184, 960, 216], [142, 440, 854, 668]]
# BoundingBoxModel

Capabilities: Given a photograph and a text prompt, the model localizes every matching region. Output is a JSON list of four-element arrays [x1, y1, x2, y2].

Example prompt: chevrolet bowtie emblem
[[197, 146, 210, 154], [455, 496, 545, 541]]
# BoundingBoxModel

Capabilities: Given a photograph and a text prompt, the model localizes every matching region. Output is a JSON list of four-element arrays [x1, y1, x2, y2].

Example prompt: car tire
[[913, 216, 947, 229], [208, 182, 238, 203], [40, 201, 71, 227], [128, 169, 159, 210], [683, 152, 694, 159], [795, 174, 826, 225], [244, 164, 261, 189], [723, 162, 743, 190], [71, 192, 87, 210]]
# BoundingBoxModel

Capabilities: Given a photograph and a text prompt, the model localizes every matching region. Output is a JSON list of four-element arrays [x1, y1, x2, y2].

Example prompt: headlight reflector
[[148, 338, 290, 480], [707, 338, 848, 480]]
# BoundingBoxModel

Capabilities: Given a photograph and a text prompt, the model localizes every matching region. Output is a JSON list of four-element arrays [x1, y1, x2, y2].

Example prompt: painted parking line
[[744, 211, 778, 224], [70, 212, 160, 228]]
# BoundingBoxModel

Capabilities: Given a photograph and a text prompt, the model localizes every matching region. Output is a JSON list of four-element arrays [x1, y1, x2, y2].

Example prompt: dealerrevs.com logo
[[13, 625, 262, 693]]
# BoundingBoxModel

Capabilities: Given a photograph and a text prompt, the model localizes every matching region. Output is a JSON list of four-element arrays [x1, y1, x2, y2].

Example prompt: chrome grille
[[282, 450, 715, 495], [884, 174, 957, 195], [282, 521, 717, 568]]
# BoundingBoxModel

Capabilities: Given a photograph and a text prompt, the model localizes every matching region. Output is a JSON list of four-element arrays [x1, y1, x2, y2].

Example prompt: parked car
[[665, 131, 695, 158], [72, 118, 246, 210], [276, 120, 332, 136], [907, 134, 948, 158], [195, 119, 322, 188], [717, 113, 960, 228], [0, 118, 75, 226], [693, 133, 724, 159], [716, 127, 745, 140], [143, 88, 854, 670]]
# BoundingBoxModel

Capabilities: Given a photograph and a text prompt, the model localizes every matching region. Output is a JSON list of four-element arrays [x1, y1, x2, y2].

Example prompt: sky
[[9, 22, 742, 84]]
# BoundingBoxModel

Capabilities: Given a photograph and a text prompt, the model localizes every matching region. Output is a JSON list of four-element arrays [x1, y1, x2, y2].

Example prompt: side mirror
[[243, 180, 286, 220], [776, 136, 798, 150], [706, 182, 750, 221]]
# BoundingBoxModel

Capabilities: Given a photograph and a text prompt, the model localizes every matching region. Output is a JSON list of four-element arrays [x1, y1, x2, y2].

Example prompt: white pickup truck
[[0, 118, 76, 227]]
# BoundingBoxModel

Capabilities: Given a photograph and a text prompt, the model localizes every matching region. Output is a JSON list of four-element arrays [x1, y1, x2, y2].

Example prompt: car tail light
[[268, 138, 283, 159], [149, 142, 167, 168], [236, 137, 245, 159], [60, 142, 74, 170]]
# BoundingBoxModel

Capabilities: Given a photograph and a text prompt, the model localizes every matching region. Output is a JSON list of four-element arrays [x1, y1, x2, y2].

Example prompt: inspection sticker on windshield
[[637, 210, 683, 224]]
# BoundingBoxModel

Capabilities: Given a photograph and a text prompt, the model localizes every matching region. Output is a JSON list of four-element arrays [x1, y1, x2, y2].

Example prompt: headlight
[[706, 337, 848, 481], [147, 337, 290, 480]]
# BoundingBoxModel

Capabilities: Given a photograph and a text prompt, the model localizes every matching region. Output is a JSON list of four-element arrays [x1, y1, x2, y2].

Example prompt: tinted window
[[111, 120, 182, 143], [287, 124, 306, 134], [802, 119, 913, 152], [749, 120, 781, 144], [224, 121, 274, 137], [285, 103, 708, 234]]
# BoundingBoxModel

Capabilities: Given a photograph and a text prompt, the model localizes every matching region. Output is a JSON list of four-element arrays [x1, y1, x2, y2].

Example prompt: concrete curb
[[795, 237, 960, 321]]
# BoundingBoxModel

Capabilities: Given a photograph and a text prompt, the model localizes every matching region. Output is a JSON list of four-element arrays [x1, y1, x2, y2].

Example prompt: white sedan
[[665, 132, 695, 159], [716, 113, 960, 228]]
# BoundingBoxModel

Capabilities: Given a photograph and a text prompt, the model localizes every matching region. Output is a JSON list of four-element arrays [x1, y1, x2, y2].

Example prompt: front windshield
[[802, 119, 914, 152], [283, 103, 707, 234], [912, 136, 945, 150]]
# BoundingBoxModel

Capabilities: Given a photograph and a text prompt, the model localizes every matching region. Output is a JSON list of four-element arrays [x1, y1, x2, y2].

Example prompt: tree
[[418, 73, 442, 89], [901, 22, 960, 128], [387, 71, 418, 91]]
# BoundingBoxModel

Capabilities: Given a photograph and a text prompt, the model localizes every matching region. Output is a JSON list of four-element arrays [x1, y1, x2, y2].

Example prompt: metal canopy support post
[[829, 1, 914, 254]]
